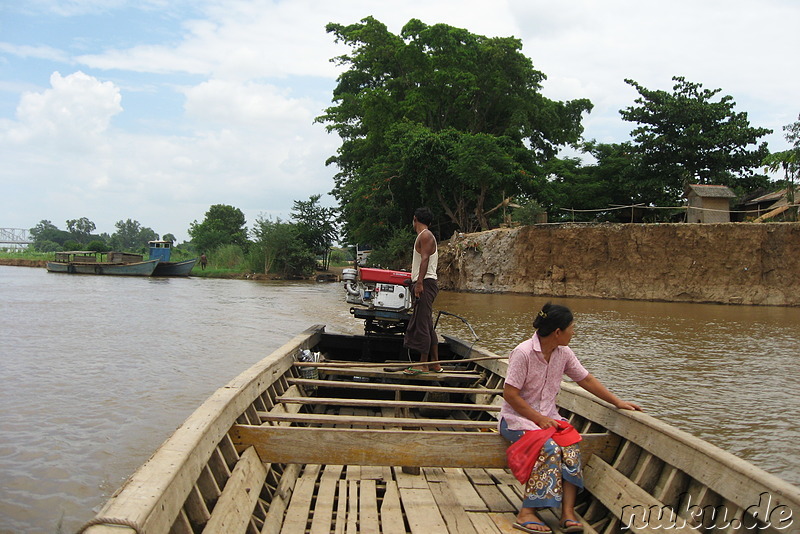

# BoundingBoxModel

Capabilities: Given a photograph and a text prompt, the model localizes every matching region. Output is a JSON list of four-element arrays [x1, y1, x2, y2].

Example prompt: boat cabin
[[54, 251, 98, 263], [148, 240, 173, 262], [107, 251, 144, 263]]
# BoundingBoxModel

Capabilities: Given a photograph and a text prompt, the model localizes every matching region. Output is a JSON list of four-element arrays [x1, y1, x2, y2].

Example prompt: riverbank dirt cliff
[[438, 223, 800, 307]]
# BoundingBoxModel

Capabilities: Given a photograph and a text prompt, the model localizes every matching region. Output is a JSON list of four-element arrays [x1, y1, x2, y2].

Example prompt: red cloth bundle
[[506, 420, 582, 484]]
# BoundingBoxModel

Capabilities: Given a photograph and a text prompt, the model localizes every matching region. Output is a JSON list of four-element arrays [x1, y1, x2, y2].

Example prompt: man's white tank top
[[411, 230, 438, 282]]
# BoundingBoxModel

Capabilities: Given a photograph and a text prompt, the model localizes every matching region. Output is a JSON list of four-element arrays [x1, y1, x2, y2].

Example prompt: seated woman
[[500, 302, 642, 534]]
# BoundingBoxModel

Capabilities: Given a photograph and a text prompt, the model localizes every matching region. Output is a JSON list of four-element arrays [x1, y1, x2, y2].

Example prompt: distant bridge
[[0, 228, 32, 249]]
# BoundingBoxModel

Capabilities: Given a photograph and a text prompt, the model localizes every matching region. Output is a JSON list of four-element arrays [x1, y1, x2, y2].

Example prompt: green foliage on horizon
[[363, 227, 414, 270], [189, 204, 249, 254], [317, 16, 592, 247], [250, 215, 317, 278], [290, 195, 338, 270], [620, 76, 771, 203]]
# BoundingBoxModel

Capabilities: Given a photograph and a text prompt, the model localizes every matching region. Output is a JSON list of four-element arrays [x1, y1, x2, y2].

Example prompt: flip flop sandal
[[560, 519, 584, 533], [402, 367, 427, 375], [514, 521, 553, 534], [431, 367, 444, 373]]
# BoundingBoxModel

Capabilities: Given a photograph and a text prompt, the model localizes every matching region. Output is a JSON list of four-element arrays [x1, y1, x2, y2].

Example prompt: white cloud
[[6, 71, 121, 146], [182, 79, 314, 127], [0, 42, 70, 62], [0, 68, 337, 241]]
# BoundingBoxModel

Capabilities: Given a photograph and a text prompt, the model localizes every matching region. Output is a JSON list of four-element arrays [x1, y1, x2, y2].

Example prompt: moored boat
[[149, 240, 198, 276], [46, 251, 159, 276], [80, 323, 800, 534]]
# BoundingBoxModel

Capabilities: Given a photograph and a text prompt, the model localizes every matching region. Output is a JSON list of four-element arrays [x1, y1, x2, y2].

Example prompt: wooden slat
[[256, 411, 496, 429], [473, 483, 517, 513], [260, 464, 301, 534], [203, 447, 266, 534], [276, 395, 501, 412], [233, 425, 618, 469], [347, 480, 358, 534], [399, 486, 449, 533], [442, 468, 489, 512], [287, 377, 504, 395], [584, 455, 697, 534], [380, 480, 406, 534], [309, 465, 342, 534], [428, 480, 478, 533], [465, 511, 503, 533], [487, 512, 519, 533], [183, 484, 211, 528], [317, 366, 481, 381], [281, 464, 320, 534], [334, 480, 346, 534], [359, 479, 380, 533], [395, 466, 428, 489], [234, 426, 507, 468]]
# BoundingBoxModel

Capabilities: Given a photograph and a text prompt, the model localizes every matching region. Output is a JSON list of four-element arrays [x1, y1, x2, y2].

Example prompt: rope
[[558, 204, 770, 214], [75, 517, 142, 534]]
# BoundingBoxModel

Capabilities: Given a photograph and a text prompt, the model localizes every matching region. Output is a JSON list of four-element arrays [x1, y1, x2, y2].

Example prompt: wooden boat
[[153, 258, 198, 276], [149, 240, 198, 276], [46, 251, 159, 276], [80, 325, 800, 534]]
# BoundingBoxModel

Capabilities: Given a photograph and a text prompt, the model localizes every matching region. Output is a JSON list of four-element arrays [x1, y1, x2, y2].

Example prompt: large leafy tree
[[250, 216, 316, 278], [542, 142, 654, 222], [188, 204, 249, 254], [317, 17, 591, 245], [65, 217, 96, 243], [110, 219, 158, 251], [30, 220, 70, 251], [290, 195, 338, 270], [763, 114, 800, 209], [620, 76, 771, 204]]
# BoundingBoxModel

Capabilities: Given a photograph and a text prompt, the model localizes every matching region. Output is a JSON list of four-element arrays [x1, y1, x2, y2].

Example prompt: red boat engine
[[342, 267, 413, 334]]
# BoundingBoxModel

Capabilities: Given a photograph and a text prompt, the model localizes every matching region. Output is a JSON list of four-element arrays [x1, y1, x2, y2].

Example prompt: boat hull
[[152, 258, 197, 276], [81, 327, 800, 534], [46, 259, 160, 276]]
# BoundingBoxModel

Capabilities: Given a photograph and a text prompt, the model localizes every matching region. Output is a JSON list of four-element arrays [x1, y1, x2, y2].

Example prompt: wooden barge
[[81, 326, 800, 534]]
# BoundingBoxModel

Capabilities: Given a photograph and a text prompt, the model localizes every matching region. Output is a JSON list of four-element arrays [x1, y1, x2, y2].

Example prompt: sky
[[1, 0, 798, 243]]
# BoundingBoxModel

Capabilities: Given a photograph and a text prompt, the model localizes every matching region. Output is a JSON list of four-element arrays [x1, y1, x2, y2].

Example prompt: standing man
[[403, 207, 441, 374]]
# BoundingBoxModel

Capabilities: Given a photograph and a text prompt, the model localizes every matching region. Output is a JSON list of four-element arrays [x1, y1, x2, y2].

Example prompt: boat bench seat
[[230, 425, 620, 469]]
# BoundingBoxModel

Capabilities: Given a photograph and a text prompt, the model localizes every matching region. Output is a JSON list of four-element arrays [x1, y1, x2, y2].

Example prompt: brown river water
[[1, 265, 798, 533]]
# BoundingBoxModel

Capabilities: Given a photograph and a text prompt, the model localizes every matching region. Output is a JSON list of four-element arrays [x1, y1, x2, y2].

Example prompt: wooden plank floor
[[272, 367, 590, 533], [275, 462, 588, 534], [277, 463, 524, 533]]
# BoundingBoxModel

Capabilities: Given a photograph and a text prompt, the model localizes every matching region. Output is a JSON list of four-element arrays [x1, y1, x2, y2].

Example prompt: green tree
[[763, 114, 800, 210], [188, 204, 249, 254], [290, 195, 338, 270], [541, 142, 645, 222], [66, 217, 96, 244], [30, 220, 70, 251], [87, 240, 110, 253], [162, 233, 177, 243], [621, 76, 771, 205], [250, 215, 316, 278], [317, 17, 592, 244], [110, 219, 158, 251]]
